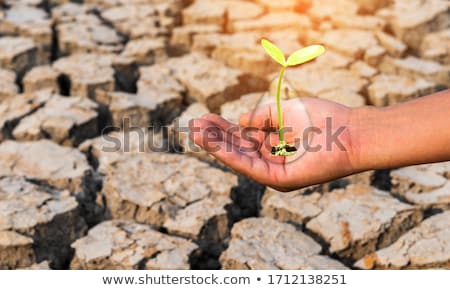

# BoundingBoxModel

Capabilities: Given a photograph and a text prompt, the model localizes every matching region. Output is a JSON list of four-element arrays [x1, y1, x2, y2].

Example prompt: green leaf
[[261, 39, 286, 67], [286, 45, 325, 67]]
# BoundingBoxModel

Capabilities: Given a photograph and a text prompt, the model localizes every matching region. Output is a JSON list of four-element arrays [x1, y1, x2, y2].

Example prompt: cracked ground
[[0, 0, 449, 269]]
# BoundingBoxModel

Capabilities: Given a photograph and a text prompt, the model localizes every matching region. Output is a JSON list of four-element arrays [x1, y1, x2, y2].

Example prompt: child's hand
[[189, 98, 360, 191]]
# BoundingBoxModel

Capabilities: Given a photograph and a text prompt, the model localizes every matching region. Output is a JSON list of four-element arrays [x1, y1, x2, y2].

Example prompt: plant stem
[[276, 66, 286, 144]]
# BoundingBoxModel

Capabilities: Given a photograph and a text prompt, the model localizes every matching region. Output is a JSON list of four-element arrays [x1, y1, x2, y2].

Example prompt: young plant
[[261, 39, 325, 156]]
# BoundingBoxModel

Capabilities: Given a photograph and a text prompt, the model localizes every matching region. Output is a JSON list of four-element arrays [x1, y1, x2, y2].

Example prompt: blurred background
[[0, 0, 449, 270]]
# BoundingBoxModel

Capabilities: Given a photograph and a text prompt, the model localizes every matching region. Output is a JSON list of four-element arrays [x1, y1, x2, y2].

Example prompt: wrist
[[348, 105, 383, 172]]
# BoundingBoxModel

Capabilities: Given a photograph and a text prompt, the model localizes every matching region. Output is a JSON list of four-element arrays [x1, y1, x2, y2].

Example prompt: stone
[[0, 176, 86, 269], [354, 0, 391, 14], [12, 94, 99, 146], [364, 45, 387, 67], [95, 89, 182, 129], [0, 90, 51, 142], [51, 3, 97, 24], [169, 102, 211, 161], [379, 56, 450, 87], [368, 74, 437, 106], [356, 211, 450, 269], [0, 140, 92, 193], [0, 231, 34, 270], [317, 89, 366, 108], [420, 29, 450, 65], [375, 30, 407, 58], [388, 0, 450, 51], [0, 69, 18, 100], [193, 32, 277, 77], [56, 20, 124, 56], [0, 36, 37, 79], [22, 66, 59, 93], [220, 92, 272, 124], [391, 162, 450, 210], [0, 5, 52, 65], [261, 184, 423, 260], [101, 153, 238, 254], [164, 53, 268, 112], [220, 218, 348, 270], [255, 0, 311, 12], [319, 29, 379, 59], [332, 15, 386, 31], [22, 261, 51, 270], [305, 50, 354, 70], [170, 24, 221, 54], [53, 53, 115, 99], [350, 61, 378, 79], [182, 0, 226, 27], [308, 0, 358, 22], [79, 130, 166, 174], [230, 12, 311, 34], [284, 66, 368, 97], [71, 220, 198, 270], [121, 37, 167, 66], [138, 63, 185, 100], [101, 4, 175, 40]]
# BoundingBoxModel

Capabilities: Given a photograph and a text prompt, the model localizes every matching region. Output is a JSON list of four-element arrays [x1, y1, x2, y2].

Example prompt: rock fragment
[[317, 89, 366, 108], [121, 37, 167, 66], [165, 53, 268, 112], [12, 94, 99, 146], [95, 89, 182, 129], [101, 3, 175, 40], [356, 211, 450, 269], [23, 66, 59, 93], [71, 220, 198, 270], [101, 153, 238, 255], [220, 218, 348, 270], [0, 5, 52, 64], [170, 24, 221, 54], [230, 12, 311, 34], [319, 29, 378, 59], [0, 176, 86, 269], [79, 130, 166, 174], [261, 184, 423, 260], [0, 36, 37, 79], [0, 90, 51, 142], [0, 69, 18, 100], [52, 53, 115, 99], [368, 74, 438, 106], [420, 29, 450, 65], [391, 162, 450, 210], [388, 0, 450, 51], [379, 56, 450, 87], [285, 67, 368, 97], [375, 30, 407, 57], [56, 19, 124, 56]]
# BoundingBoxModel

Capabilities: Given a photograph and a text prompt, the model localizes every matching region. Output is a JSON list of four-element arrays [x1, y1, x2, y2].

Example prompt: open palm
[[189, 98, 359, 191]]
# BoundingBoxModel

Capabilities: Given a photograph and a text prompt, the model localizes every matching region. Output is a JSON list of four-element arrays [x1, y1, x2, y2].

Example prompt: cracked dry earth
[[0, 0, 449, 270]]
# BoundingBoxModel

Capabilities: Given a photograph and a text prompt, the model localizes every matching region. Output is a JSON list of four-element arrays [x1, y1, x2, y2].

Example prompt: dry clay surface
[[0, 0, 449, 269]]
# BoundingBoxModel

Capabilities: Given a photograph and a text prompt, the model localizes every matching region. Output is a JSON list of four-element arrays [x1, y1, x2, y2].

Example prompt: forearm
[[351, 89, 450, 171]]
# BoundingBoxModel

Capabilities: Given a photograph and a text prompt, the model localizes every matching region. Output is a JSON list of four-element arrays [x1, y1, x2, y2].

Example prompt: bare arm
[[352, 89, 450, 172]]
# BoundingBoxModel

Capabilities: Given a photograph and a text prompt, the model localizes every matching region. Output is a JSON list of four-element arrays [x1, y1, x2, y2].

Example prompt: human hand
[[189, 98, 361, 191]]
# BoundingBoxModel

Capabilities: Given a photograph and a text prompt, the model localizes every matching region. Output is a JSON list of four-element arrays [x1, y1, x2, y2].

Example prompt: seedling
[[261, 39, 325, 156]]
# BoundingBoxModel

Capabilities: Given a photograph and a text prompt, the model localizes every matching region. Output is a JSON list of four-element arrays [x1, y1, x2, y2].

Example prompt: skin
[[189, 89, 450, 192]]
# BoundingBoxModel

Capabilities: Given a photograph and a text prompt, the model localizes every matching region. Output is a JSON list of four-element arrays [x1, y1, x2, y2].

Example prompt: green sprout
[[261, 39, 325, 156]]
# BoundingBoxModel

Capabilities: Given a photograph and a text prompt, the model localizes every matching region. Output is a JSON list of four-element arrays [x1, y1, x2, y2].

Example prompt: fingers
[[189, 118, 260, 158], [188, 118, 272, 180]]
